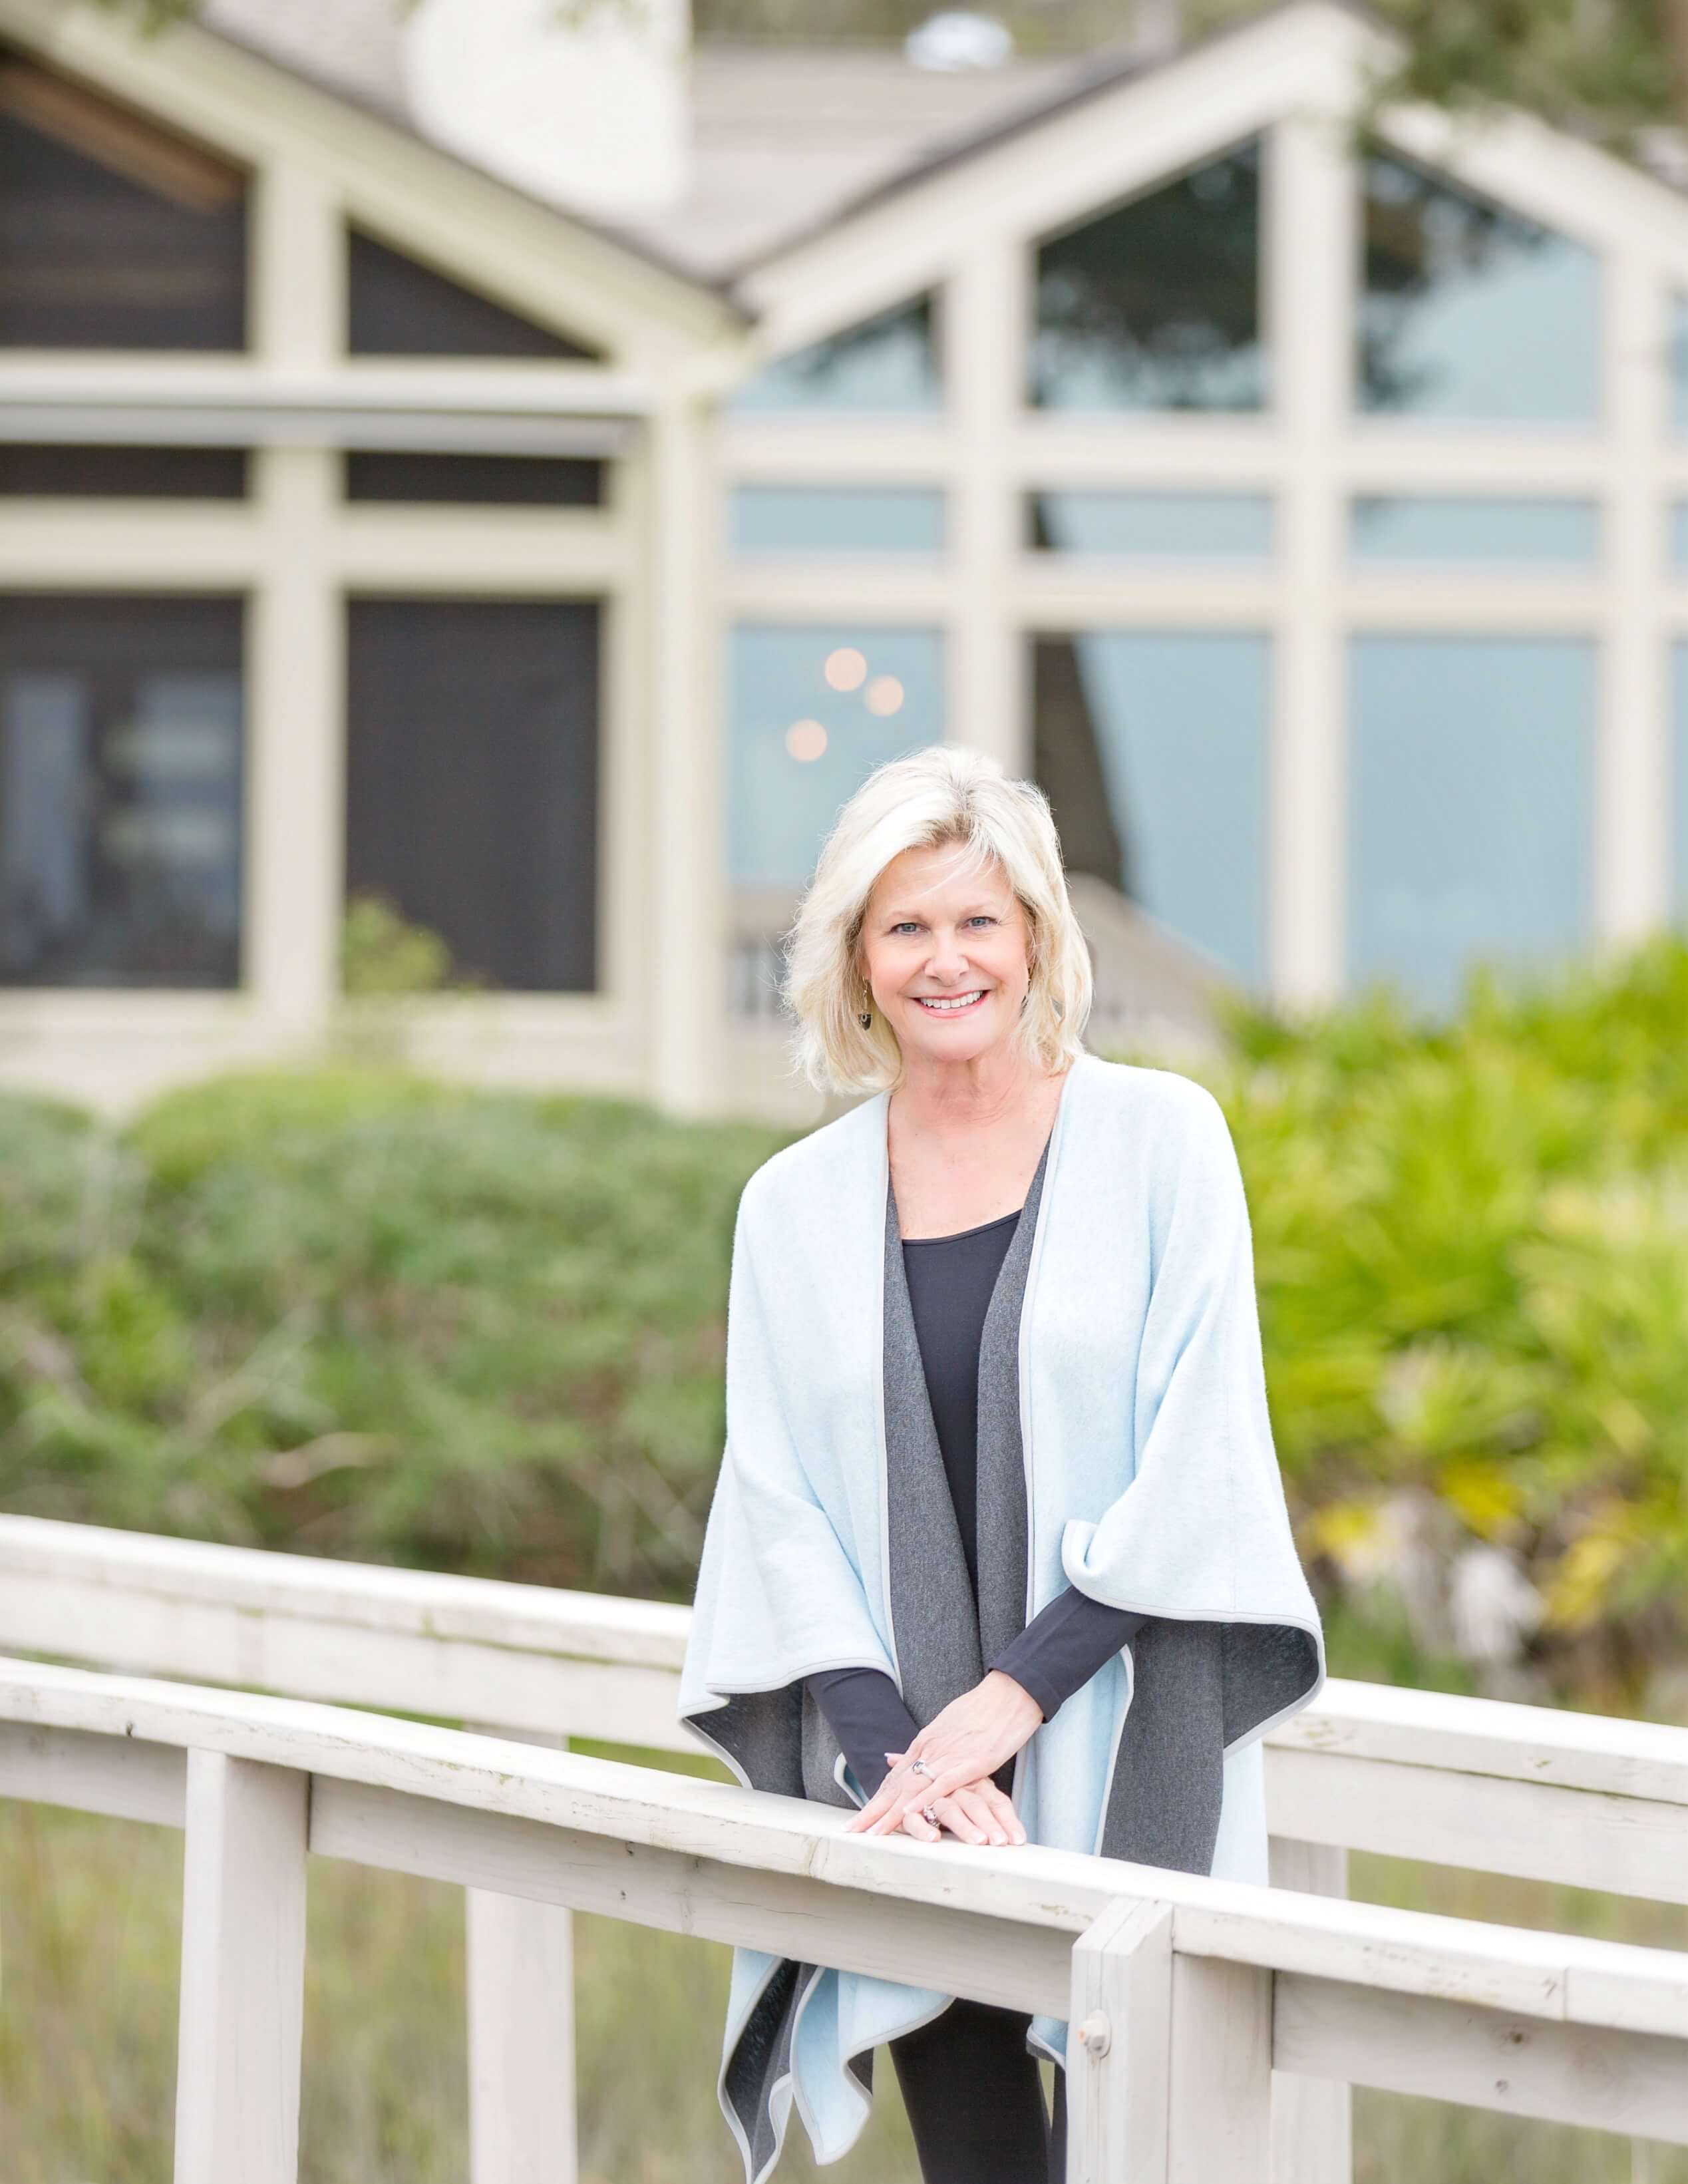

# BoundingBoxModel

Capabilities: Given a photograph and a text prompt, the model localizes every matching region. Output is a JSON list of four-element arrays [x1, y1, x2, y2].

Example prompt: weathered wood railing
[[1, 1515, 1685, 2184]]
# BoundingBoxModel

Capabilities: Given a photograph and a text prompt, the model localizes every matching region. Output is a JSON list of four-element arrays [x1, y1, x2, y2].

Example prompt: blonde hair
[[782, 745, 1093, 1095]]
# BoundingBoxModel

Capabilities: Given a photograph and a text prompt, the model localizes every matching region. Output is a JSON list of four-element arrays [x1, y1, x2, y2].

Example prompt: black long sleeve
[[806, 1665, 921, 1801], [806, 1586, 1144, 1805], [987, 1586, 1146, 1722]]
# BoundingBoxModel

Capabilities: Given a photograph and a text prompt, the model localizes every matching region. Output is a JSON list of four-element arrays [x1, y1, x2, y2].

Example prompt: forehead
[[869, 840, 1012, 911]]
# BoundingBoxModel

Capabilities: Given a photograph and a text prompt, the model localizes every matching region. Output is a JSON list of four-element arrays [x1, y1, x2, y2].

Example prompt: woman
[[678, 747, 1324, 2184]]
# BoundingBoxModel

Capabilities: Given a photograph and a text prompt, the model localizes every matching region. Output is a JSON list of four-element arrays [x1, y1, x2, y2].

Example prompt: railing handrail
[[1, 1512, 1683, 1808], [0, 1511, 689, 1664], [4, 1650, 1686, 2040]]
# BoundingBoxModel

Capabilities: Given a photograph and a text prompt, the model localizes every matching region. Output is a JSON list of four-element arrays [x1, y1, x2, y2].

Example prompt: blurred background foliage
[[90, 0, 1688, 151], [1224, 930, 1688, 1718], [2, 929, 1687, 1716]]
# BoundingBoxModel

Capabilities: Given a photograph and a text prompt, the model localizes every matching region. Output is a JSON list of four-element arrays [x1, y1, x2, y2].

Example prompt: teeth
[[918, 992, 985, 1011]]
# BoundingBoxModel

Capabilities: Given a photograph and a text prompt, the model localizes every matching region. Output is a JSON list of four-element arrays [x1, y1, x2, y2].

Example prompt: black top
[[900, 1204, 1022, 1597], [806, 1200, 1145, 1803]]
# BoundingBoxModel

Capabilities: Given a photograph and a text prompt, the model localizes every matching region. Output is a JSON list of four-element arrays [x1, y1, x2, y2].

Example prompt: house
[[1, 0, 1685, 1126]]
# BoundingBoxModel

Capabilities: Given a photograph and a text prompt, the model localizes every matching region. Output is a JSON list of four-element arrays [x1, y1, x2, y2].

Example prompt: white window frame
[[0, 3, 742, 1115], [719, 0, 1688, 1014]]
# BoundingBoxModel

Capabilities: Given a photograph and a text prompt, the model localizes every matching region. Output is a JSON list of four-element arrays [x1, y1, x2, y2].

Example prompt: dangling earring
[[858, 983, 873, 1031]]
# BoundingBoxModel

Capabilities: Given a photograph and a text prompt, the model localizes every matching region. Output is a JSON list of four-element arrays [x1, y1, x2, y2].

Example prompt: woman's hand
[[840, 1670, 1042, 1841], [862, 1773, 1026, 1846]]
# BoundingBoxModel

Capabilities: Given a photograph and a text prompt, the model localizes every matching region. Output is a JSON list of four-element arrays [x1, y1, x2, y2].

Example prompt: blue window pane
[[1360, 155, 1598, 421], [1032, 142, 1265, 413], [1348, 635, 1595, 1014], [1351, 496, 1598, 566], [1669, 502, 1688, 570], [730, 486, 945, 556], [1030, 492, 1273, 560], [729, 625, 943, 887], [1031, 631, 1269, 989], [730, 297, 941, 414], [1673, 298, 1688, 435], [1675, 643, 1688, 920]]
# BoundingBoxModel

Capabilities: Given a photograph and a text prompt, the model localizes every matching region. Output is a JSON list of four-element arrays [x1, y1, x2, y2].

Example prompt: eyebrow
[[877, 899, 1005, 922]]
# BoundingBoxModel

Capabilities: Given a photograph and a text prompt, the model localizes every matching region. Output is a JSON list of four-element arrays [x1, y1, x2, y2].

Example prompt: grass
[[4, 1735, 1686, 2182], [0, 1736, 923, 2184]]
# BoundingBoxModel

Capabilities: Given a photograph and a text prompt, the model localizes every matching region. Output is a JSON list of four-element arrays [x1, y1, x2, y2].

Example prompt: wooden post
[[1065, 1897, 1174, 2183], [174, 1750, 309, 2184], [1268, 1837, 1353, 2184], [1168, 1956, 1274, 2184], [464, 1726, 578, 2184]]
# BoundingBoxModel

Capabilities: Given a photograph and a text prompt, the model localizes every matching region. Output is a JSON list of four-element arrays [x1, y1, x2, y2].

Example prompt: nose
[[925, 929, 972, 984]]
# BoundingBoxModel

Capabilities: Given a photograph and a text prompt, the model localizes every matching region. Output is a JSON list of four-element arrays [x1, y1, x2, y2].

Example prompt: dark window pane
[[345, 600, 599, 992], [347, 230, 595, 359], [730, 296, 941, 413], [1359, 154, 1598, 420], [1032, 631, 1269, 989], [1348, 634, 1595, 1013], [0, 595, 243, 988], [0, 53, 246, 349], [1031, 143, 1264, 412], [0, 444, 247, 498], [343, 451, 603, 506]]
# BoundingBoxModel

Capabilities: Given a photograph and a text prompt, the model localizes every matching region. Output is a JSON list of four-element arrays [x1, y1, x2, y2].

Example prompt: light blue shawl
[[679, 1053, 1325, 2179]]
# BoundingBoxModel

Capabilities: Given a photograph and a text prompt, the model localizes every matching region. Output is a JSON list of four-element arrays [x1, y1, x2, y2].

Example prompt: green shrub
[[2, 932, 1687, 1707], [0, 1069, 790, 1596], [1194, 933, 1688, 1712]]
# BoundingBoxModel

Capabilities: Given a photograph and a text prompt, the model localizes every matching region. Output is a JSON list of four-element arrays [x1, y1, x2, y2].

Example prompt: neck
[[889, 1045, 1069, 1143]]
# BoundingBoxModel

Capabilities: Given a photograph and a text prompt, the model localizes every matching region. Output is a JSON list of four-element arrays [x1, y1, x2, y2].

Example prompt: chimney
[[402, 0, 691, 220]]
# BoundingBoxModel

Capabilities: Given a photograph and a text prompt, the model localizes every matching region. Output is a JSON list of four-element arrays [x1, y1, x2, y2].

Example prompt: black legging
[[888, 1995, 1068, 2184]]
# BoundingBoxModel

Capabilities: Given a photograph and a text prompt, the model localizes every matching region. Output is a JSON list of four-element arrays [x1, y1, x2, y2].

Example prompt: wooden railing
[[1, 1514, 1685, 2184]]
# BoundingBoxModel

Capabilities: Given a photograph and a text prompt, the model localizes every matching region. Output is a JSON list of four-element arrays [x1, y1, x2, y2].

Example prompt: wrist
[[985, 1667, 1046, 1728]]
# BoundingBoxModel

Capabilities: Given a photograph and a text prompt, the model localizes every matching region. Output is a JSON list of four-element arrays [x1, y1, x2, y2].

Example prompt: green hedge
[[0, 1070, 790, 1597], [1220, 934, 1688, 1708], [2, 934, 1686, 1706]]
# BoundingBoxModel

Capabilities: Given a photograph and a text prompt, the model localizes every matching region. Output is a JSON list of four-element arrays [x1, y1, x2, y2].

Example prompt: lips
[[914, 990, 988, 1013]]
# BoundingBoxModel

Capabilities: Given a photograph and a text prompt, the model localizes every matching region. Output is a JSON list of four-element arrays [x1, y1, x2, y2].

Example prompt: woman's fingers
[[844, 1753, 940, 1835], [941, 1785, 1004, 1846], [845, 1759, 1028, 1845], [842, 1780, 903, 1832], [889, 1783, 1026, 1847], [974, 1780, 1028, 1844]]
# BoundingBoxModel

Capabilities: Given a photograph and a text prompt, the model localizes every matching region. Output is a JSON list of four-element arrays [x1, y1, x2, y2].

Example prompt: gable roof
[[21, 0, 1688, 335], [198, 0, 1139, 282]]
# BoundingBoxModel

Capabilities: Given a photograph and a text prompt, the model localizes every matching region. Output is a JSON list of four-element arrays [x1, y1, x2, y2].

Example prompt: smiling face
[[856, 839, 1032, 1069]]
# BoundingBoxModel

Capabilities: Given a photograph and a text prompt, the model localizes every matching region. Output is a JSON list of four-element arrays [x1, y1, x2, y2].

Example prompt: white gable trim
[[731, 0, 1688, 359], [732, 3, 1367, 353], [0, 0, 741, 365]]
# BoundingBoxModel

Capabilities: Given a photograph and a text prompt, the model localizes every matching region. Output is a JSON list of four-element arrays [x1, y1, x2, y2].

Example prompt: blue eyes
[[891, 916, 996, 936]]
